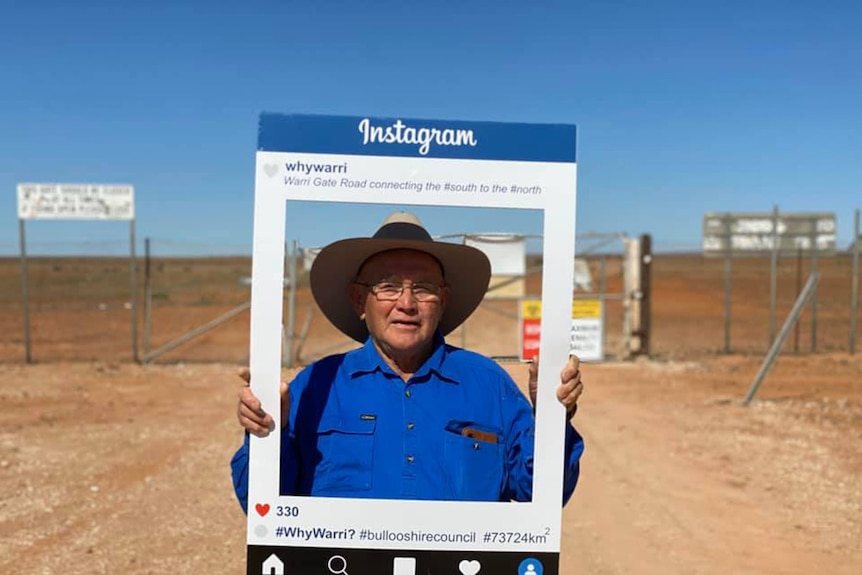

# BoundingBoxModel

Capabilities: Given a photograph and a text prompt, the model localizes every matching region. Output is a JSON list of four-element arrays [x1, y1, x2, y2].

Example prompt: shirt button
[[406, 455, 415, 463], [407, 422, 415, 430], [405, 390, 411, 398]]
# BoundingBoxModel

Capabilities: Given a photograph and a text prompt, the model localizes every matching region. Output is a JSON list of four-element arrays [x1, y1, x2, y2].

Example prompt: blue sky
[[1, 0, 860, 256]]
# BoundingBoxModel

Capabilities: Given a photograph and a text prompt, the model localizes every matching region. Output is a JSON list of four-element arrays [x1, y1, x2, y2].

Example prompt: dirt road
[[562, 355, 861, 575], [1, 355, 860, 574]]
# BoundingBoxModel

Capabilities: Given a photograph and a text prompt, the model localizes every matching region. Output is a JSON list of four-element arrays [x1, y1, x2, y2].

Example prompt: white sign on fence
[[702, 211, 836, 256], [521, 299, 604, 362], [17, 183, 135, 221], [570, 299, 604, 362]]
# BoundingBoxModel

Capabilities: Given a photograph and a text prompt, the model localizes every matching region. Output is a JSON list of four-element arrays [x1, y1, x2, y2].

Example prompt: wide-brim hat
[[309, 211, 491, 342]]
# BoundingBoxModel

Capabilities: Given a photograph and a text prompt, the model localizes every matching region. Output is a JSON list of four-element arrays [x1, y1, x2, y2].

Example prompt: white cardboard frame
[[248, 143, 576, 554]]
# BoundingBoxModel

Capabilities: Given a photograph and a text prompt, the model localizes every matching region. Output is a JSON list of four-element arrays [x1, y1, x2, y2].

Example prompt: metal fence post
[[851, 209, 860, 354], [19, 219, 32, 363], [144, 237, 152, 357], [724, 213, 732, 354], [600, 255, 607, 356], [130, 220, 139, 363], [811, 247, 818, 352], [769, 205, 779, 346], [744, 272, 820, 405], [639, 234, 652, 357], [795, 247, 802, 353]]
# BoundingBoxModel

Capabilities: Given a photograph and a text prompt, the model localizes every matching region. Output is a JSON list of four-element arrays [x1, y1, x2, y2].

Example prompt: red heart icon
[[255, 503, 270, 517]]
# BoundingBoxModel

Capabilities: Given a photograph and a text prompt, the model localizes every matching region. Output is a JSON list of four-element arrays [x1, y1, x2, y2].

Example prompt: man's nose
[[395, 285, 419, 306]]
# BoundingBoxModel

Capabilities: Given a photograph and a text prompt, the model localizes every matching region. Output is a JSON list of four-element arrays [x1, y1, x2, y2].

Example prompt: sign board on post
[[465, 234, 527, 299], [17, 183, 134, 220], [703, 210, 835, 354], [248, 113, 577, 575], [520, 299, 604, 362], [520, 300, 543, 359], [570, 299, 604, 361], [15, 182, 138, 363], [702, 212, 836, 257]]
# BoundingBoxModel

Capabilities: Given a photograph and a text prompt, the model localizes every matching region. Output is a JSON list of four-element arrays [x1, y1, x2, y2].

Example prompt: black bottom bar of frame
[[248, 545, 558, 575]]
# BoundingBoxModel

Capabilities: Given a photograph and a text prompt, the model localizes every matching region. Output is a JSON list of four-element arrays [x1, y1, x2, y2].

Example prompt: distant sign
[[464, 234, 526, 276], [570, 300, 603, 362], [573, 258, 593, 291], [520, 299, 604, 361], [17, 183, 135, 220], [521, 300, 543, 359], [703, 212, 836, 257]]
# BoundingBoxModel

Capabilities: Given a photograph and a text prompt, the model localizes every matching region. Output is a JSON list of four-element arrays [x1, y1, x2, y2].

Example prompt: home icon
[[262, 553, 285, 575]]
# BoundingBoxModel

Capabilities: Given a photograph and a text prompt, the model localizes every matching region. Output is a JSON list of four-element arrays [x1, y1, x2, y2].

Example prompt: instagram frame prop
[[247, 113, 577, 575]]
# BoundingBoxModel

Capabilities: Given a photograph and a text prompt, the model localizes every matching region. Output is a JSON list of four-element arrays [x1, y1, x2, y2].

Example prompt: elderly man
[[231, 212, 584, 510]]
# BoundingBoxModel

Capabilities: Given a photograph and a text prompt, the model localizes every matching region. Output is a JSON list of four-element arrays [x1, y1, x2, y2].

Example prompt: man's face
[[350, 249, 449, 359]]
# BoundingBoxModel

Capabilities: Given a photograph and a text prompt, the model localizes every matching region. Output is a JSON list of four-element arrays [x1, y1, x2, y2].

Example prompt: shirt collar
[[345, 331, 460, 384]]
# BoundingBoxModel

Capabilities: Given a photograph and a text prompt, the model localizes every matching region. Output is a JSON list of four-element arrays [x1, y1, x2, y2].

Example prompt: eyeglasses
[[355, 280, 444, 302]]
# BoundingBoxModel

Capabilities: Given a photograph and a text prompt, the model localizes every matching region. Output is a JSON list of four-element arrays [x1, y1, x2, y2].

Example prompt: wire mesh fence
[[0, 256, 137, 362], [0, 241, 858, 364], [648, 252, 860, 359]]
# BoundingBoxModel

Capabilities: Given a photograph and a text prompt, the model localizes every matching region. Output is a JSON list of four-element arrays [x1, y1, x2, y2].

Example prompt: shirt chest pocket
[[312, 417, 376, 494], [442, 421, 505, 501]]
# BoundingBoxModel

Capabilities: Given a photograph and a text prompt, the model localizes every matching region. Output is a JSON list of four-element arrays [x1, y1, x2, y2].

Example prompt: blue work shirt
[[231, 334, 584, 512]]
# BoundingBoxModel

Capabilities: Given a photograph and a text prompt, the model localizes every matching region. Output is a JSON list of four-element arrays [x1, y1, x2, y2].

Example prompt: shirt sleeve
[[229, 370, 307, 514], [230, 433, 251, 514], [498, 372, 585, 506], [562, 421, 585, 506]]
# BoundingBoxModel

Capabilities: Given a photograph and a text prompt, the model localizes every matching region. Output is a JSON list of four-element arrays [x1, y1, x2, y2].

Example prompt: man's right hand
[[236, 367, 290, 437]]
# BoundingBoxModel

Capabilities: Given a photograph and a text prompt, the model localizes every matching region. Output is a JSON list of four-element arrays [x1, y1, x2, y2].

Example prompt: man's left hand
[[529, 354, 584, 419]]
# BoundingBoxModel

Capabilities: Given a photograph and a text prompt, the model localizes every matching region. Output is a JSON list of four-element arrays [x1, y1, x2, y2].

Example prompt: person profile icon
[[518, 558, 543, 575]]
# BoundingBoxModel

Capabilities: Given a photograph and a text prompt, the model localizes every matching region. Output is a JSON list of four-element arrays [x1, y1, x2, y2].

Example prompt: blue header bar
[[258, 113, 576, 163]]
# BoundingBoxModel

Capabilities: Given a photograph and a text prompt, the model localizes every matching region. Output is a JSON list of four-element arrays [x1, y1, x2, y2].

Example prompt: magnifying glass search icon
[[328, 555, 349, 575]]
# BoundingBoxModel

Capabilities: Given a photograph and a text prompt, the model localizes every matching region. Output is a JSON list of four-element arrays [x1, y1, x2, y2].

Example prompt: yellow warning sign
[[521, 300, 542, 319], [522, 299, 602, 319], [572, 299, 601, 318]]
